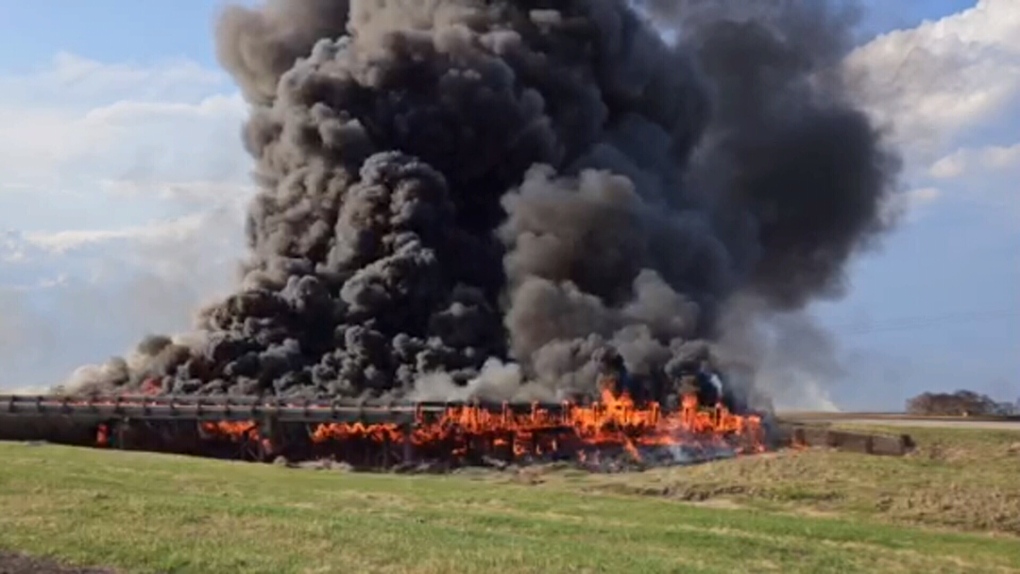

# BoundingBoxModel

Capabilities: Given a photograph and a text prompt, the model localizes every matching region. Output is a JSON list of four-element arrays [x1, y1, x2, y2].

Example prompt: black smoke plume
[[64, 0, 900, 408]]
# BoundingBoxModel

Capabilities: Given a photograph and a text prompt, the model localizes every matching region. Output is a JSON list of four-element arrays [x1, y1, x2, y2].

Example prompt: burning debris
[[62, 0, 900, 460], [2, 386, 767, 472], [318, 388, 765, 469], [0, 388, 915, 474]]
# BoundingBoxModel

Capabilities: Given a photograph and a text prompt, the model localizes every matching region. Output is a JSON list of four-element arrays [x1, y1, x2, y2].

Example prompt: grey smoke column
[[68, 0, 899, 406]]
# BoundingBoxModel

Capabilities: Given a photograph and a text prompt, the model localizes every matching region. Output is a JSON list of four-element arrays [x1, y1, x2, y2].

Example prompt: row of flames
[[197, 390, 766, 463]]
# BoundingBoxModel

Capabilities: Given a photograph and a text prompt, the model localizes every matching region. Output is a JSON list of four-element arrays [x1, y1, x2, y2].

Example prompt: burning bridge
[[0, 391, 769, 470]]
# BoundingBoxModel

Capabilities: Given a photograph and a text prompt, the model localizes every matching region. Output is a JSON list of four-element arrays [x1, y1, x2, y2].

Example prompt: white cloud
[[0, 53, 253, 389], [928, 153, 967, 179], [0, 52, 225, 107], [97, 179, 252, 206], [846, 0, 1020, 225], [905, 187, 941, 206], [22, 216, 211, 254], [847, 0, 1020, 159], [929, 143, 1020, 179], [0, 95, 248, 201], [0, 52, 250, 229], [0, 203, 249, 388], [925, 144, 1020, 221]]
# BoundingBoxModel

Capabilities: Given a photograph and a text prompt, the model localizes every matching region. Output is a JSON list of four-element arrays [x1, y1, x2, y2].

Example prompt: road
[[778, 413, 1020, 431], [826, 418, 1020, 431]]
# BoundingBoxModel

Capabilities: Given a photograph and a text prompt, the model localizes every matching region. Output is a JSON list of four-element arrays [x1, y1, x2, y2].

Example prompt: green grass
[[1, 427, 1019, 574]]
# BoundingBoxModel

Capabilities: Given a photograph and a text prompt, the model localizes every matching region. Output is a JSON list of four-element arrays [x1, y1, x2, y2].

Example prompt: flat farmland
[[0, 423, 1018, 574]]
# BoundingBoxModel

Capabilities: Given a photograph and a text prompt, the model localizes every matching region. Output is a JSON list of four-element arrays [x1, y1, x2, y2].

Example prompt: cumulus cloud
[[929, 143, 1020, 179], [847, 0, 1020, 157], [0, 52, 224, 106], [926, 144, 1020, 221], [0, 53, 252, 389], [847, 0, 1020, 223]]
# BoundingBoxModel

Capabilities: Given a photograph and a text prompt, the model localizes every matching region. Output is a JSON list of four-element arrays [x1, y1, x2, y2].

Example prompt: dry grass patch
[[553, 424, 1020, 535]]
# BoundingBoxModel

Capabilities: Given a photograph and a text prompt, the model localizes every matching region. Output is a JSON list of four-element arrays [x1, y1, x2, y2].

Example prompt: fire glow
[[199, 390, 765, 468]]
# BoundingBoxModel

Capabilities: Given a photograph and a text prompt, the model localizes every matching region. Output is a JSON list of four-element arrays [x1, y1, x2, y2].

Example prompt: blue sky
[[0, 1, 230, 69], [0, 0, 1016, 410]]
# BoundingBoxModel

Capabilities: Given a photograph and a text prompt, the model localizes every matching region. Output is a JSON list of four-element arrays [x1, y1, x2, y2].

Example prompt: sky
[[0, 0, 1017, 410]]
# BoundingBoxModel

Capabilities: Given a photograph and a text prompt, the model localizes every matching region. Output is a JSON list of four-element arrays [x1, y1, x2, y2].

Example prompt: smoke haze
[[65, 0, 901, 408]]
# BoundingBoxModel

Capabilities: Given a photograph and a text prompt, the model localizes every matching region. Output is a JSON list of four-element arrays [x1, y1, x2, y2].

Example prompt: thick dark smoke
[[64, 0, 900, 408]]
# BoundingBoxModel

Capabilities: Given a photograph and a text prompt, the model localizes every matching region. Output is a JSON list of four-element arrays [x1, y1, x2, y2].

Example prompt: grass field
[[566, 424, 1020, 535], [1, 424, 1019, 574]]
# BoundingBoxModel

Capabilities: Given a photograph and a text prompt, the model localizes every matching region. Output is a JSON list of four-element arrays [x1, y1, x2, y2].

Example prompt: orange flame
[[140, 378, 162, 395], [81, 389, 766, 464], [96, 423, 110, 447], [201, 421, 260, 442], [311, 391, 765, 463]]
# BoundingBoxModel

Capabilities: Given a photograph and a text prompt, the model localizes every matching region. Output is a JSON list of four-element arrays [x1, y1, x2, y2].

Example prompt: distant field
[[780, 412, 1020, 426], [1, 424, 1019, 574]]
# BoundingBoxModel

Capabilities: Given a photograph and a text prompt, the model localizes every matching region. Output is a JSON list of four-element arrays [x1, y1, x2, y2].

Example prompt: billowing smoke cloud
[[64, 0, 900, 408]]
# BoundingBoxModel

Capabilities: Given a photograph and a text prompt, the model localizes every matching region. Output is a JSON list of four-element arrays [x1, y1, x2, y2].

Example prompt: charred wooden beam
[[0, 395, 591, 426], [0, 394, 575, 424]]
